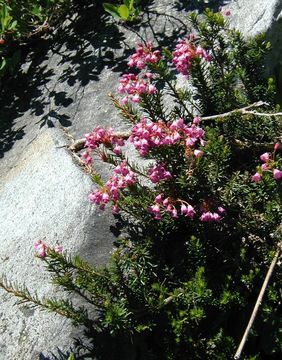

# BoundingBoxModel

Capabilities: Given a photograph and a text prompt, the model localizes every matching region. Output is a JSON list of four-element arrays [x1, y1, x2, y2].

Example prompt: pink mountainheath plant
[[1, 10, 282, 360]]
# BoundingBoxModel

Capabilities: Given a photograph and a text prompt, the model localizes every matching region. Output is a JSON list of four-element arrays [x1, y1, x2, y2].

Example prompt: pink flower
[[196, 46, 212, 61], [155, 194, 163, 204], [217, 207, 226, 214], [89, 161, 137, 211], [112, 205, 120, 214], [261, 163, 269, 171], [118, 73, 157, 103], [132, 94, 140, 103], [171, 208, 178, 219], [123, 172, 136, 185], [148, 163, 172, 183], [84, 127, 125, 154], [114, 160, 130, 176], [85, 127, 106, 149], [220, 7, 231, 16], [163, 201, 178, 219], [260, 152, 270, 162], [145, 72, 154, 79], [89, 190, 106, 205], [200, 139, 207, 147], [274, 142, 280, 152], [180, 204, 187, 214], [212, 213, 221, 221], [163, 197, 170, 207], [109, 185, 120, 201], [200, 212, 213, 222], [170, 118, 184, 131], [200, 212, 221, 222], [273, 169, 282, 180], [34, 240, 47, 258], [113, 146, 122, 155], [121, 96, 129, 105], [54, 245, 64, 254], [186, 137, 197, 147], [148, 84, 157, 94], [127, 42, 162, 69], [173, 36, 211, 77], [194, 149, 203, 158], [180, 204, 195, 218], [149, 204, 162, 220], [252, 172, 261, 182], [102, 192, 110, 202], [81, 151, 93, 165], [193, 116, 201, 125]]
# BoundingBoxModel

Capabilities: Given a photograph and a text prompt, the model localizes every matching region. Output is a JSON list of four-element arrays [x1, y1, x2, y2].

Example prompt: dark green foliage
[[0, 0, 72, 77], [103, 0, 141, 22], [187, 10, 275, 115]]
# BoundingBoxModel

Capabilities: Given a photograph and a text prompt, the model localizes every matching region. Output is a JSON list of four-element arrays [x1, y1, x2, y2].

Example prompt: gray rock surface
[[229, 0, 282, 77], [0, 0, 281, 359], [0, 128, 116, 359], [229, 0, 281, 36]]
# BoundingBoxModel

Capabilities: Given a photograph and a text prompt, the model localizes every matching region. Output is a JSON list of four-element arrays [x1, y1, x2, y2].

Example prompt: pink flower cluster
[[200, 207, 225, 222], [173, 35, 211, 77], [219, 7, 231, 17], [252, 143, 282, 182], [148, 163, 172, 183], [34, 240, 63, 258], [84, 127, 125, 160], [118, 73, 157, 104], [129, 117, 205, 156], [34, 240, 47, 257], [89, 161, 136, 212], [81, 150, 93, 165], [149, 194, 196, 220], [128, 41, 162, 69], [149, 195, 225, 222]]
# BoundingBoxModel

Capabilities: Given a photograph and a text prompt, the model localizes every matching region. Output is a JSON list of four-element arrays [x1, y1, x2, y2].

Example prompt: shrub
[[1, 9, 282, 360], [103, 0, 142, 23], [0, 0, 72, 78]]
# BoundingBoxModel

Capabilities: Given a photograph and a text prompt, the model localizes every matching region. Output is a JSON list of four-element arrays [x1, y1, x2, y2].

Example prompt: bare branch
[[234, 242, 282, 359], [201, 101, 276, 121], [68, 138, 86, 152]]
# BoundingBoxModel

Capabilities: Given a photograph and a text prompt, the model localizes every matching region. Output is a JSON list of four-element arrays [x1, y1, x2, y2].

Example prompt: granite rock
[[229, 0, 282, 78]]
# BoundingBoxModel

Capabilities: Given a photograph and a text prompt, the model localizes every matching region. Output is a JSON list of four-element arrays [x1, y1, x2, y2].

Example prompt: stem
[[234, 243, 281, 359], [115, 201, 144, 221], [0, 278, 83, 320], [109, 93, 138, 124], [43, 258, 100, 306], [141, 94, 159, 121], [201, 101, 272, 121], [165, 79, 194, 118]]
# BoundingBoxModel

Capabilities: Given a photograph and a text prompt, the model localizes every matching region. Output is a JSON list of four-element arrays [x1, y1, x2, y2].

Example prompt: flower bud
[[252, 172, 261, 182]]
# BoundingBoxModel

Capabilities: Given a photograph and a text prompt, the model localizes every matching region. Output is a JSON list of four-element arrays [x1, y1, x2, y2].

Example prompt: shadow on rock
[[0, 0, 192, 158], [39, 348, 73, 360], [0, 122, 25, 159], [46, 327, 151, 360], [0, 1, 125, 156]]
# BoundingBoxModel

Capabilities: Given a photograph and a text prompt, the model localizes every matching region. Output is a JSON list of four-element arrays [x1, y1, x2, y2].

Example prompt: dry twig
[[201, 101, 281, 121], [234, 242, 282, 359]]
